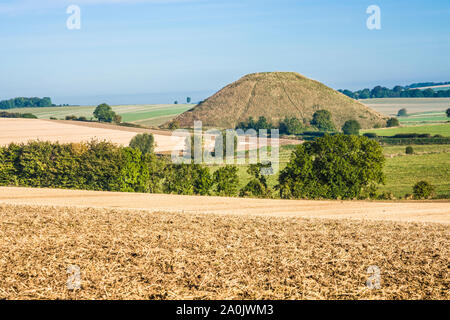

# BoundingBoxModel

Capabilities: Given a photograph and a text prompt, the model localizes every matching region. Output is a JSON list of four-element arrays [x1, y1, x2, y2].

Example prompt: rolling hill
[[168, 72, 388, 129]]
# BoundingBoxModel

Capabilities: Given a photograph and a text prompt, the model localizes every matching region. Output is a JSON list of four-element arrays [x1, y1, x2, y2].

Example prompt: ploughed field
[[0, 199, 448, 300]]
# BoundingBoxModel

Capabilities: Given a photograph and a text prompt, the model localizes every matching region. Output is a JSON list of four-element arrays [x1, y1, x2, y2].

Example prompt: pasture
[[8, 104, 194, 128], [361, 123, 450, 137]]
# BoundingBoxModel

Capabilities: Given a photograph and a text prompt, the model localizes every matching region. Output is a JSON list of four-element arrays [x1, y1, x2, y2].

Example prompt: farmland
[[361, 98, 450, 117], [8, 104, 194, 128], [361, 123, 450, 137], [0, 201, 448, 299]]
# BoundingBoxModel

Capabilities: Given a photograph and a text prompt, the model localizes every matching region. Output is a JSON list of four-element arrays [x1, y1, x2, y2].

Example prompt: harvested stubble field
[[0, 203, 448, 300]]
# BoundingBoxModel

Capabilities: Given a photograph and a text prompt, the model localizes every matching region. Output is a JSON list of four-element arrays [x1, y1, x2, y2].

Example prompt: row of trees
[[339, 86, 450, 99], [0, 97, 52, 109]]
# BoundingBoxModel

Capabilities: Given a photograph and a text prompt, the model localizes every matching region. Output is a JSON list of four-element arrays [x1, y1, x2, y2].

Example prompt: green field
[[8, 104, 194, 127], [362, 123, 450, 137], [210, 143, 450, 199]]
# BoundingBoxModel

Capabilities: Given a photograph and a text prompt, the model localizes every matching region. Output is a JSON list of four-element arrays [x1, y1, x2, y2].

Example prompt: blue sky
[[0, 0, 449, 105]]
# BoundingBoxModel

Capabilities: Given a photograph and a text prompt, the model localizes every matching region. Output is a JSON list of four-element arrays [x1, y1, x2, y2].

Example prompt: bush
[[342, 120, 361, 135], [278, 134, 385, 200], [397, 108, 408, 117], [279, 117, 304, 135], [65, 115, 77, 120], [446, 108, 450, 117], [413, 181, 435, 199], [129, 133, 155, 155], [163, 164, 212, 195], [0, 111, 37, 119], [310, 110, 335, 131], [239, 163, 271, 198], [386, 117, 400, 127], [405, 146, 414, 154], [214, 166, 239, 196], [168, 121, 180, 130]]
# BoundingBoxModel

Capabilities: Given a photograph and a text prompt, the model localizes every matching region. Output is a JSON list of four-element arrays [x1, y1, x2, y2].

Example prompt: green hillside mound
[[167, 72, 388, 129]]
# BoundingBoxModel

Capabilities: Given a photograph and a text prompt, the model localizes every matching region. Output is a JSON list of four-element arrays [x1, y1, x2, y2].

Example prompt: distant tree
[[310, 110, 335, 131], [413, 181, 435, 199], [279, 117, 304, 135], [342, 120, 361, 135], [186, 97, 191, 104], [405, 146, 414, 154], [213, 165, 239, 196], [397, 108, 408, 117], [113, 114, 122, 124], [386, 117, 400, 127], [174, 101, 178, 105], [423, 88, 435, 98], [129, 133, 155, 155], [93, 103, 116, 123], [446, 108, 450, 117]]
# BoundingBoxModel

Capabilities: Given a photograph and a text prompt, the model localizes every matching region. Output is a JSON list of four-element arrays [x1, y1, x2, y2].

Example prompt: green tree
[[397, 108, 408, 117], [129, 133, 155, 155], [342, 120, 361, 135], [446, 108, 450, 117], [279, 117, 304, 135], [186, 97, 191, 104], [386, 117, 400, 127], [405, 146, 414, 154], [93, 103, 116, 123], [214, 165, 239, 196], [310, 110, 335, 131], [413, 181, 435, 199], [278, 134, 385, 200], [239, 163, 271, 198], [163, 164, 212, 195]]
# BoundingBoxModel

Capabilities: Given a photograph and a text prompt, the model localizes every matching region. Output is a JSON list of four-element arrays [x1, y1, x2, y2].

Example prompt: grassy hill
[[169, 72, 388, 129]]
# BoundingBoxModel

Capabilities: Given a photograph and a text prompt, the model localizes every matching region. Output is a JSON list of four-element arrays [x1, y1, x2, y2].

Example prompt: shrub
[[342, 120, 361, 135], [310, 110, 335, 131], [279, 117, 304, 135], [163, 164, 212, 195], [377, 191, 395, 200], [240, 163, 271, 198], [405, 146, 414, 154], [0, 111, 37, 119], [386, 117, 400, 127], [278, 134, 385, 200], [397, 108, 408, 117], [213, 165, 239, 196], [446, 108, 450, 117], [65, 115, 77, 120], [129, 133, 155, 155], [413, 181, 435, 199], [168, 121, 180, 130]]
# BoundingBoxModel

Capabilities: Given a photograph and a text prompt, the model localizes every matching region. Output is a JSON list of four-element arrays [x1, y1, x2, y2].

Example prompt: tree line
[[0, 97, 53, 109], [338, 85, 450, 99]]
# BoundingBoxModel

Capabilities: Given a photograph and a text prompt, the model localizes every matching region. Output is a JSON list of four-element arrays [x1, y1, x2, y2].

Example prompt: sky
[[0, 0, 449, 105]]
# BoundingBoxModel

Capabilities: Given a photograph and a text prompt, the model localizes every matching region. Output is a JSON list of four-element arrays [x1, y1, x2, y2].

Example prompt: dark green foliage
[[93, 103, 117, 123], [376, 137, 450, 145], [342, 120, 361, 135], [386, 117, 400, 127], [163, 164, 212, 195], [278, 135, 385, 200], [187, 97, 191, 103], [339, 83, 450, 99], [240, 163, 271, 198], [0, 97, 52, 109], [129, 133, 155, 155], [310, 110, 335, 131], [397, 108, 408, 117], [213, 165, 239, 196], [413, 181, 435, 199], [279, 117, 304, 135], [0, 141, 165, 193], [405, 146, 414, 154], [236, 116, 274, 132], [446, 108, 450, 117], [0, 111, 37, 119]]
